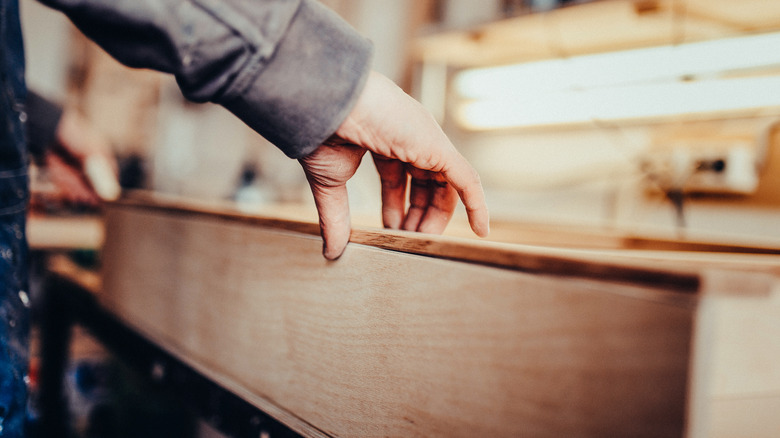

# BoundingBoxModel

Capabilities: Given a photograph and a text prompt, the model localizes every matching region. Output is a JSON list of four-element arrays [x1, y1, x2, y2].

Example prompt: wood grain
[[101, 200, 700, 438], [113, 193, 707, 294], [413, 0, 780, 68]]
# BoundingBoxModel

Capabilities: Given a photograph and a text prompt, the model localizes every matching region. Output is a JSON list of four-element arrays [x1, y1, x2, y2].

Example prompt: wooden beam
[[100, 197, 699, 437], [111, 194, 706, 293], [413, 0, 780, 68], [99, 195, 780, 437]]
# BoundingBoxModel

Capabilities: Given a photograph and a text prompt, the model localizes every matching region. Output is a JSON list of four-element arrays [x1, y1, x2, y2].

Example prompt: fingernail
[[386, 217, 401, 230], [323, 243, 343, 261], [474, 220, 490, 238], [383, 210, 402, 230], [481, 219, 491, 237]]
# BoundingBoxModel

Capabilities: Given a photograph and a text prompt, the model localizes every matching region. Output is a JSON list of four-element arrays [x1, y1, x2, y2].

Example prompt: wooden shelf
[[27, 214, 104, 251], [414, 0, 780, 67]]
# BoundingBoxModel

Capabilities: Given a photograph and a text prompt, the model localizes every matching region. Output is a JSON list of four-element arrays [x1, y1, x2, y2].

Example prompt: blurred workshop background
[[21, 0, 780, 247]]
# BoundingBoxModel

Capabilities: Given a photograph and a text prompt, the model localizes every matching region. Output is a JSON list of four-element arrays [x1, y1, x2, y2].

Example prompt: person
[[27, 91, 113, 208], [1, 0, 490, 435]]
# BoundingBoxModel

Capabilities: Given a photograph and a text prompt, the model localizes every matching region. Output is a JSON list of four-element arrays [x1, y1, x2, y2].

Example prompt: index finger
[[440, 151, 490, 237]]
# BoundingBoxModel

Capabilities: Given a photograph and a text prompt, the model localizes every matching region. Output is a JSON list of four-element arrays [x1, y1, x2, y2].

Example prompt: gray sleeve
[[38, 0, 373, 158]]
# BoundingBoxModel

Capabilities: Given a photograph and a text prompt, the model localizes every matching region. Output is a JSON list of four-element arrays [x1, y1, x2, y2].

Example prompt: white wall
[[20, 0, 71, 100]]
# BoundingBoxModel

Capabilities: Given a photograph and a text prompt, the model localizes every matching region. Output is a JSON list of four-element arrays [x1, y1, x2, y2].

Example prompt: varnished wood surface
[[100, 199, 708, 438], [112, 194, 707, 294], [100, 194, 780, 437], [112, 192, 780, 289]]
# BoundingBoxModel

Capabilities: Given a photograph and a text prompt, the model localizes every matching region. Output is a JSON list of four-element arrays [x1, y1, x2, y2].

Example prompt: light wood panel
[[27, 215, 103, 250], [102, 202, 700, 438], [99, 196, 780, 437], [116, 192, 780, 274], [110, 194, 707, 292], [414, 0, 780, 68]]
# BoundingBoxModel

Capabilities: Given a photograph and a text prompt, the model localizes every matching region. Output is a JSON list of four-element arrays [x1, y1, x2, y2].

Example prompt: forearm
[[38, 0, 373, 158]]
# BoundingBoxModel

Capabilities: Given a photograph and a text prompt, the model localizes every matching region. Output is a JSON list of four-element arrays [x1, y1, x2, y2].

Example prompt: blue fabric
[[0, 212, 28, 438], [0, 0, 31, 435]]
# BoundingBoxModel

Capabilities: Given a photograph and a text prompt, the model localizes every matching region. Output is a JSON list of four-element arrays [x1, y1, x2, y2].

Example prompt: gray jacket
[[38, 0, 374, 159]]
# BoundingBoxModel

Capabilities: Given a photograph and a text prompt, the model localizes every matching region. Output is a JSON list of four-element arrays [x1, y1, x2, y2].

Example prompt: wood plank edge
[[109, 195, 703, 295], [349, 228, 702, 294]]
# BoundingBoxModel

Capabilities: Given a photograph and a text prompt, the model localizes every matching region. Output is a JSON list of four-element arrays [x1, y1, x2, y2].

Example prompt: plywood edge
[[480, 218, 780, 255], [686, 270, 780, 437], [110, 192, 702, 295], [686, 294, 718, 438]]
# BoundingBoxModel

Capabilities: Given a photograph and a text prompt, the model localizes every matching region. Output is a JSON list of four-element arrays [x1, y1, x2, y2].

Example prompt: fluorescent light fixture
[[456, 32, 780, 99], [454, 32, 780, 129], [459, 75, 780, 129]]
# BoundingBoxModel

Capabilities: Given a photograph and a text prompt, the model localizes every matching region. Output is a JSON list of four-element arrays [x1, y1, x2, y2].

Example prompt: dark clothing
[[0, 0, 373, 435], [0, 0, 28, 173], [25, 92, 63, 162], [0, 0, 30, 434]]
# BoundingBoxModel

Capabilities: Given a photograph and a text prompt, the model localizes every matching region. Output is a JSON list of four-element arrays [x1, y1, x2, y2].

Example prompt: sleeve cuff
[[219, 0, 373, 159]]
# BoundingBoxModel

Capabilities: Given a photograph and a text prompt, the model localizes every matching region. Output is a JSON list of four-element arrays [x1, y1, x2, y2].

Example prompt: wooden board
[[99, 196, 780, 437], [27, 215, 103, 251], [414, 0, 780, 68], [101, 201, 702, 437], [688, 287, 780, 438]]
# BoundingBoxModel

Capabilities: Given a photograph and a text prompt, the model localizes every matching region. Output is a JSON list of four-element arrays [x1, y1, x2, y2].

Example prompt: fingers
[[299, 143, 365, 260], [373, 153, 459, 234], [308, 181, 352, 260], [45, 153, 101, 207], [440, 152, 490, 237], [336, 71, 489, 238], [402, 168, 458, 234], [417, 175, 458, 234], [371, 154, 407, 229], [330, 70, 489, 239], [397, 149, 489, 237], [374, 154, 473, 236]]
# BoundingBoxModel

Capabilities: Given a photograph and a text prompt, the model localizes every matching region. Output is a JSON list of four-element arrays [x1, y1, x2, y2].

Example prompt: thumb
[[307, 181, 352, 260]]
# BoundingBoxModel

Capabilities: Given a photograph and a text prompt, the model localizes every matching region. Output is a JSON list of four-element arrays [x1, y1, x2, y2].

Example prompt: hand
[[300, 71, 489, 260], [45, 109, 119, 206], [42, 152, 101, 207]]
